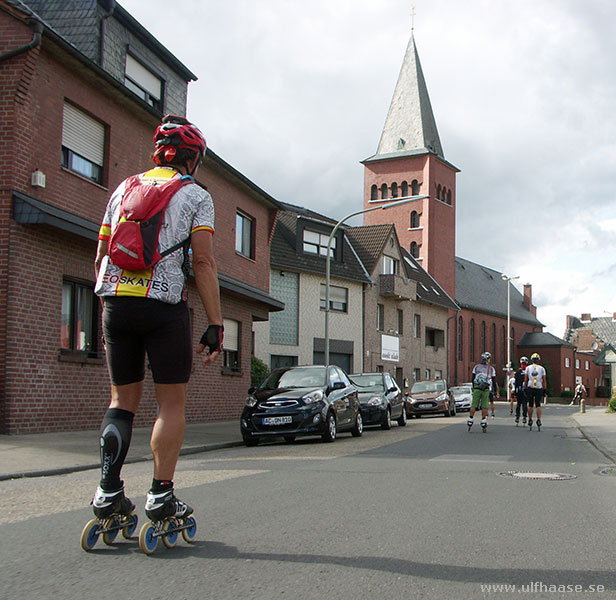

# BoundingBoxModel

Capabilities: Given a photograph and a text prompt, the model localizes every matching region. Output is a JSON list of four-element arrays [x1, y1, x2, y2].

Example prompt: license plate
[[419, 403, 432, 409], [262, 416, 292, 425]]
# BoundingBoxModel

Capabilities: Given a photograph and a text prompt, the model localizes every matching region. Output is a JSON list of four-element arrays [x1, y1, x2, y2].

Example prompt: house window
[[124, 54, 163, 110], [61, 279, 98, 355], [382, 256, 399, 275], [61, 102, 105, 184], [396, 309, 404, 335], [585, 361, 590, 370], [410, 242, 419, 258], [303, 229, 335, 257], [410, 211, 419, 228], [435, 370, 443, 379], [377, 304, 385, 331], [413, 368, 420, 381], [414, 314, 421, 338], [320, 284, 348, 312], [426, 327, 444, 348], [425, 369, 431, 380], [565, 357, 570, 368], [575, 359, 580, 369], [236, 212, 255, 258], [222, 318, 240, 371]]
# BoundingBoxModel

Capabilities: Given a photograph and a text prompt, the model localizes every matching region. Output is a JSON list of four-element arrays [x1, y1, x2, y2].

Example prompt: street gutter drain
[[498, 471, 577, 481], [595, 466, 616, 477]]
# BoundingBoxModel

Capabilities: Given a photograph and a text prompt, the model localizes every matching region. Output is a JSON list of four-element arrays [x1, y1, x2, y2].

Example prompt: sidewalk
[[0, 420, 243, 481], [0, 408, 614, 481]]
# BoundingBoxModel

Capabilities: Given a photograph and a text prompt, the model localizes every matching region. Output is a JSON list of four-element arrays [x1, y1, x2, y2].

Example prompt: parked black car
[[240, 365, 363, 446], [349, 372, 407, 429]]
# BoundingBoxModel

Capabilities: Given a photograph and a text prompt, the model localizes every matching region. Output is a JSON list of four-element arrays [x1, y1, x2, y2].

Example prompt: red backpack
[[108, 174, 194, 271]]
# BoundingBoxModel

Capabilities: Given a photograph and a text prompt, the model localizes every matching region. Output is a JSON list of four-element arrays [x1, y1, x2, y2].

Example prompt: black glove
[[200, 324, 224, 354]]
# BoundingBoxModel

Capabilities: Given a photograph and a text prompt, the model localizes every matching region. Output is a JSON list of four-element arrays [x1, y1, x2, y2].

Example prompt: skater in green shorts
[[467, 352, 498, 432]]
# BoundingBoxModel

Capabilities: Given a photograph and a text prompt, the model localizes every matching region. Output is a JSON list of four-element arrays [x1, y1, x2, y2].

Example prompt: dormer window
[[125, 53, 163, 110], [303, 229, 335, 257], [382, 256, 399, 275]]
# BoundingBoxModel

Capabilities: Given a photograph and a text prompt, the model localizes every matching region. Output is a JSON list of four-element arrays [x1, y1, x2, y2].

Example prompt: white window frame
[[303, 229, 335, 257], [382, 255, 398, 275], [124, 53, 163, 108], [235, 212, 254, 259], [222, 318, 240, 371], [62, 102, 105, 183], [320, 284, 348, 312]]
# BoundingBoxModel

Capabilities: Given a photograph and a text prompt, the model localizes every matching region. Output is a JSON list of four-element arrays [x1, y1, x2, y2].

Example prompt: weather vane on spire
[[411, 5, 416, 31]]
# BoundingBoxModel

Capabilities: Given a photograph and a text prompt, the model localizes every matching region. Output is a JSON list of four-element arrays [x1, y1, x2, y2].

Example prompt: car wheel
[[415, 414, 422, 419], [443, 407, 450, 417], [351, 411, 363, 437], [243, 434, 259, 447], [381, 408, 392, 430], [321, 412, 337, 443], [397, 406, 407, 427], [284, 436, 296, 443]]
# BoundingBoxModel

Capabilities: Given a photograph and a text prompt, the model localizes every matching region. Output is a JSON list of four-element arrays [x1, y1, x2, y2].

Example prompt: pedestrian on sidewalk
[[571, 382, 586, 406], [90, 114, 223, 524]]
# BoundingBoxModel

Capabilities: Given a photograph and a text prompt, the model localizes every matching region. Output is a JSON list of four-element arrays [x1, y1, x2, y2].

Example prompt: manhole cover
[[595, 466, 616, 476], [498, 471, 577, 481]]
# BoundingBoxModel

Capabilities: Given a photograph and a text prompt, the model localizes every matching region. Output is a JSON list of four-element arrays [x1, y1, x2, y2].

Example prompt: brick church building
[[362, 34, 543, 386]]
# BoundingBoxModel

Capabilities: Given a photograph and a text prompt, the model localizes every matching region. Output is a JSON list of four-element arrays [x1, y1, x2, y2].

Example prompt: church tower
[[362, 34, 459, 298]]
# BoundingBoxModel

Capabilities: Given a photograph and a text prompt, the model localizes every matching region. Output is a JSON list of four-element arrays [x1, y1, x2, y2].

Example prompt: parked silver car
[[451, 385, 472, 412]]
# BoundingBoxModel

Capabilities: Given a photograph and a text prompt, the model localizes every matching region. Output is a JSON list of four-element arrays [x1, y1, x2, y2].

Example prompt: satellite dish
[[592, 342, 599, 350]]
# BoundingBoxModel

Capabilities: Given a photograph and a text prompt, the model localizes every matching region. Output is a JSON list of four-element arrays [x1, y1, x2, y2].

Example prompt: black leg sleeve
[[99, 408, 134, 491]]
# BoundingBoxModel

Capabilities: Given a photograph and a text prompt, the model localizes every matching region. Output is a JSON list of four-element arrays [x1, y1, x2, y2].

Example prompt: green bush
[[596, 386, 611, 398], [561, 390, 574, 398], [250, 355, 270, 388], [607, 393, 616, 413]]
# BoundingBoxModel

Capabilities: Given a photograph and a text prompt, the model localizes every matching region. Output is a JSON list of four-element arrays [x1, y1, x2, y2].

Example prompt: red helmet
[[153, 114, 206, 165]]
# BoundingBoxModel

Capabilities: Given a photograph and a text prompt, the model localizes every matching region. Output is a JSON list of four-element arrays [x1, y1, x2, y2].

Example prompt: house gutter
[[0, 19, 42, 63]]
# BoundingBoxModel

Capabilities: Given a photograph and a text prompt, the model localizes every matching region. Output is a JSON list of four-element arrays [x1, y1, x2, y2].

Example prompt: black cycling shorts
[[526, 388, 543, 408], [102, 297, 192, 385]]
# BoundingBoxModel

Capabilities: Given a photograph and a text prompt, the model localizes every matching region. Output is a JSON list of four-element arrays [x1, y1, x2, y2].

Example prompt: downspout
[[99, 0, 116, 67], [0, 20, 42, 63]]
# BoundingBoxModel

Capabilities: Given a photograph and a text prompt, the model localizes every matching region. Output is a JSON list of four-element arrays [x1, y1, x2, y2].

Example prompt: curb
[[0, 439, 244, 482], [570, 417, 616, 465]]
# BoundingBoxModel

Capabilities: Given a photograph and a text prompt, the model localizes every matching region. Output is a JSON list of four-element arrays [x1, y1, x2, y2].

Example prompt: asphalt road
[[2, 405, 615, 600]]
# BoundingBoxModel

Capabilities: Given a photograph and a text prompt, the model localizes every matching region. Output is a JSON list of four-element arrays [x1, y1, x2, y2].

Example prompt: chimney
[[566, 315, 575, 330], [523, 284, 536, 315], [581, 313, 591, 322]]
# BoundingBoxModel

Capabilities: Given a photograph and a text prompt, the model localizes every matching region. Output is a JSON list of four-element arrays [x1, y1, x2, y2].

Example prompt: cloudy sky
[[119, 0, 616, 336]]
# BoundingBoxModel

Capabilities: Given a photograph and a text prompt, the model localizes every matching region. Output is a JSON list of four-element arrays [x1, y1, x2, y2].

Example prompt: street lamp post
[[324, 195, 428, 365], [501, 274, 520, 404]]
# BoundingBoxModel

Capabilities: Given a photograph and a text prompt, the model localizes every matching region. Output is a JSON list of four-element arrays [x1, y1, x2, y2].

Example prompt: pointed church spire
[[376, 34, 444, 159]]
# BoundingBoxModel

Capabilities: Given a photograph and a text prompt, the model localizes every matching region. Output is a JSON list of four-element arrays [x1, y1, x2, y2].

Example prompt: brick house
[[517, 331, 603, 401], [345, 224, 458, 388], [0, 0, 282, 433]]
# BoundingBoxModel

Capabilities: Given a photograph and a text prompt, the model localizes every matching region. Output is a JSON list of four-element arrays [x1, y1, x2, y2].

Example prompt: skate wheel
[[162, 520, 178, 548], [121, 512, 138, 539], [138, 522, 159, 555], [80, 519, 101, 551], [182, 516, 197, 543], [102, 518, 120, 545]]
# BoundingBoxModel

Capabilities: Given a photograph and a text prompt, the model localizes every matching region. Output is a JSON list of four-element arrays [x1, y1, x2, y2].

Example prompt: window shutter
[[223, 318, 239, 352], [126, 54, 162, 100], [62, 103, 105, 166]]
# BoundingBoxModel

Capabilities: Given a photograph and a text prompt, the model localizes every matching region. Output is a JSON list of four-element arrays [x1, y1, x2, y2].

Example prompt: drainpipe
[[0, 20, 43, 63]]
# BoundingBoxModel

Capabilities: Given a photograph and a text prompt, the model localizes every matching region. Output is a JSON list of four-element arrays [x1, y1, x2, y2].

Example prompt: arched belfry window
[[410, 242, 419, 258], [411, 180, 419, 195], [391, 182, 398, 198], [381, 183, 388, 199], [441, 187, 447, 202], [410, 211, 419, 228], [447, 190, 452, 205], [371, 184, 378, 201], [401, 181, 409, 197], [436, 184, 441, 200]]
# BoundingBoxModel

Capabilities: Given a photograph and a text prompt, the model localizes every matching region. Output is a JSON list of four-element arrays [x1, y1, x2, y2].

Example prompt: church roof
[[455, 257, 543, 327], [518, 332, 574, 348], [367, 34, 445, 161]]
